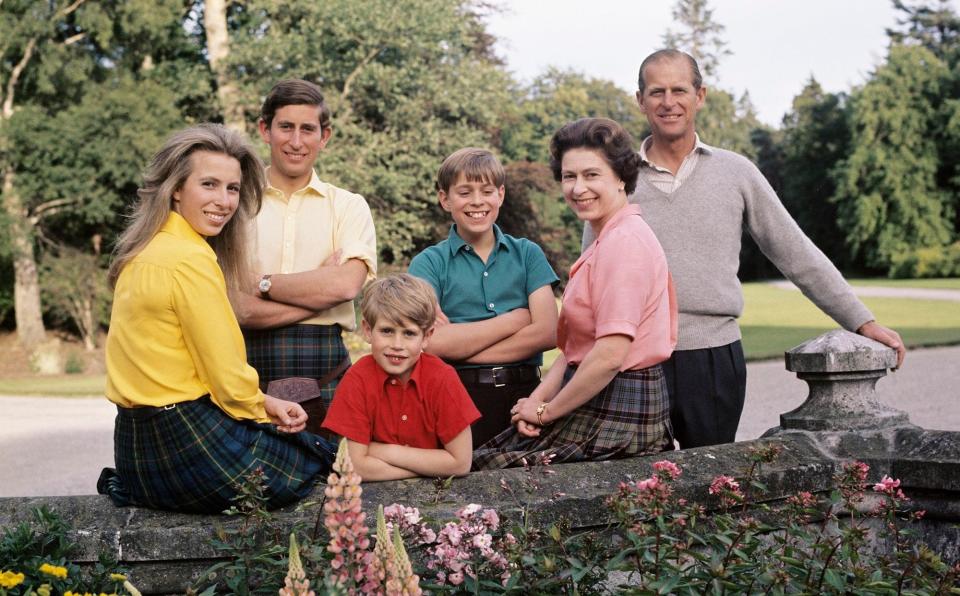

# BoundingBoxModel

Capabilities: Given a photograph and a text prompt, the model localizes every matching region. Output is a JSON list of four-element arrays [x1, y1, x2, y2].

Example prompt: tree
[[779, 78, 854, 269], [834, 44, 953, 273], [662, 0, 731, 80], [1, 0, 196, 351], [501, 68, 645, 164]]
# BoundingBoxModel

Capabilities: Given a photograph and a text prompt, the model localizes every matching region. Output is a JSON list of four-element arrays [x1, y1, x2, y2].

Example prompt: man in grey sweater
[[584, 49, 906, 449]]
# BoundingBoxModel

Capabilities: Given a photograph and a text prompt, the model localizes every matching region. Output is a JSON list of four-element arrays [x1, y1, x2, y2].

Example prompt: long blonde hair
[[109, 124, 265, 289]]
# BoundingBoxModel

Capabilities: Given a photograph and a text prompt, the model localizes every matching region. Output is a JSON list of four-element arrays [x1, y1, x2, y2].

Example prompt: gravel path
[[2, 342, 958, 497]]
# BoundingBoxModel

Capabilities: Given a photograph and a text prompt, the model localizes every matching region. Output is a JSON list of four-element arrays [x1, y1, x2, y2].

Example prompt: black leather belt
[[117, 403, 178, 420], [456, 365, 540, 387], [117, 395, 208, 420]]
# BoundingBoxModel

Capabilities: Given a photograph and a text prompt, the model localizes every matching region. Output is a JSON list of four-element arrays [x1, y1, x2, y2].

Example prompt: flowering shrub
[[604, 454, 960, 593], [0, 506, 139, 596]]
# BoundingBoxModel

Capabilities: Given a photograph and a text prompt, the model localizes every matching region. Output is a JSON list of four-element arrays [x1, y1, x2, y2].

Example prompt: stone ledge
[[4, 429, 960, 593]]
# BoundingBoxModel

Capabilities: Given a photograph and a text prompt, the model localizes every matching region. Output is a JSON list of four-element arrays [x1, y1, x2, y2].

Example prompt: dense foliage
[[2, 0, 958, 346]]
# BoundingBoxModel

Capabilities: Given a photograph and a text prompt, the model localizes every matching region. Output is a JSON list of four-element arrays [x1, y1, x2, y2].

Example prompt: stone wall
[[2, 331, 959, 593]]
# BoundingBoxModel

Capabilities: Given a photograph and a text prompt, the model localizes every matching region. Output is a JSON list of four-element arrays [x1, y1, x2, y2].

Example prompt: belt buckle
[[491, 366, 505, 388]]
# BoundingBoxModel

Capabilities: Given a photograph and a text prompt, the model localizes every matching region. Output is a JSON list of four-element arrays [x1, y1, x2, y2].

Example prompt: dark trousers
[[661, 340, 747, 449], [458, 376, 541, 449]]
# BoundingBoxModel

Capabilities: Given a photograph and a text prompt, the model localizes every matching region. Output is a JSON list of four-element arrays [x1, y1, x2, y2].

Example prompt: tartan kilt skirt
[[243, 323, 349, 411], [472, 363, 673, 470], [98, 396, 335, 513]]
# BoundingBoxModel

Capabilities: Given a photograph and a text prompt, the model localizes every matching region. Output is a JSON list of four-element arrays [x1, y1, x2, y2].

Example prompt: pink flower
[[788, 491, 817, 509], [652, 460, 682, 480], [459, 503, 482, 518], [449, 571, 464, 585], [481, 508, 500, 530], [472, 533, 493, 550], [635, 476, 661, 492], [440, 523, 463, 546], [708, 475, 740, 495], [873, 475, 901, 495], [845, 461, 870, 483]]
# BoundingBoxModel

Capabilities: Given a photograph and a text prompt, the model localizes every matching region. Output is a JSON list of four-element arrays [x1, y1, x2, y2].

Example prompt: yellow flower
[[0, 570, 25, 588], [37, 583, 52, 596], [38, 562, 68, 579], [110, 572, 127, 581]]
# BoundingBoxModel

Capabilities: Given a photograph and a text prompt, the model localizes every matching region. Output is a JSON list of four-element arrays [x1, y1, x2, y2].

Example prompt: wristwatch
[[258, 274, 273, 299]]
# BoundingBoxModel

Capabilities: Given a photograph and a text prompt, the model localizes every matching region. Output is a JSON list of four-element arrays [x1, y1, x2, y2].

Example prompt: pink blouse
[[558, 204, 677, 370]]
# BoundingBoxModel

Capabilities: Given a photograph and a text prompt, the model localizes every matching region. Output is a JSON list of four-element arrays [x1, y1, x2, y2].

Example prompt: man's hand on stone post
[[857, 320, 906, 369]]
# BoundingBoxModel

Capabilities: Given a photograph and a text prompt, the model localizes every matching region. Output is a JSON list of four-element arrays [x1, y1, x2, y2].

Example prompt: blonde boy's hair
[[435, 147, 505, 193], [361, 274, 437, 331]]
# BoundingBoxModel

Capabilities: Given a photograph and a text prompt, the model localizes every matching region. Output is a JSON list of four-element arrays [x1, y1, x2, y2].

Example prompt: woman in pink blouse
[[473, 118, 677, 469]]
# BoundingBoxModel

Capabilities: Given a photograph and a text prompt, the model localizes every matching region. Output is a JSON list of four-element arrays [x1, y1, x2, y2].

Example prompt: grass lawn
[[846, 278, 960, 290], [740, 282, 960, 360], [0, 374, 106, 396]]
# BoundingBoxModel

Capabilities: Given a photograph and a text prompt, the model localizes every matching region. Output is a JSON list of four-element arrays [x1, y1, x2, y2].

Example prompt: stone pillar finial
[[779, 329, 909, 431]]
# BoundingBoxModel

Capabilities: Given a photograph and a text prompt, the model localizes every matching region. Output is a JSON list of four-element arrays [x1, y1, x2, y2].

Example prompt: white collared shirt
[[638, 134, 713, 194]]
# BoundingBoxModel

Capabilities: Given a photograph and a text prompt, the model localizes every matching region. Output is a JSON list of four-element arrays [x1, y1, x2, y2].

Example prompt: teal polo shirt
[[408, 224, 558, 367]]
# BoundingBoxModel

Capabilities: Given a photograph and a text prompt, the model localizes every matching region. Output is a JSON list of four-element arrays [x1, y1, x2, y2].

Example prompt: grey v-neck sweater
[[585, 147, 873, 351]]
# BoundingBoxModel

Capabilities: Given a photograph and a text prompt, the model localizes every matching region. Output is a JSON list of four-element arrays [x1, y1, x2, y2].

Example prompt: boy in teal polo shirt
[[409, 148, 559, 448]]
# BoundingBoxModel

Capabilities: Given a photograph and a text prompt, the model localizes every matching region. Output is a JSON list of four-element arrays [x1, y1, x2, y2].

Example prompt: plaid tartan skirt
[[98, 396, 335, 513], [244, 323, 349, 410], [472, 364, 673, 470]]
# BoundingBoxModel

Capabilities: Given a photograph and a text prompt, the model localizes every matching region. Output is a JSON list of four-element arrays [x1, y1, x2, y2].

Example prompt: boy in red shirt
[[322, 274, 480, 481]]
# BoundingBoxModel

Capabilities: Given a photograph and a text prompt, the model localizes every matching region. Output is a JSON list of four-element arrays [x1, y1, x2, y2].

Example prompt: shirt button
[[488, 303, 495, 309], [483, 272, 489, 277], [390, 379, 398, 385], [465, 246, 471, 251], [401, 415, 408, 421]]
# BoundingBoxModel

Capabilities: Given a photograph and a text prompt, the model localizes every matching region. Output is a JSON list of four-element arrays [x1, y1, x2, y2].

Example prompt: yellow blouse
[[105, 212, 268, 422]]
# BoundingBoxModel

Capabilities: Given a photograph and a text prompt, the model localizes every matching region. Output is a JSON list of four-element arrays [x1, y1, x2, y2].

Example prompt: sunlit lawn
[[740, 282, 960, 360], [0, 374, 106, 396], [3, 279, 958, 396], [846, 278, 960, 290]]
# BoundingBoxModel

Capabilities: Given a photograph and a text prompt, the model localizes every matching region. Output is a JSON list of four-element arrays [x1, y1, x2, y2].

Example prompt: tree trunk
[[204, 0, 245, 132], [2, 168, 46, 349]]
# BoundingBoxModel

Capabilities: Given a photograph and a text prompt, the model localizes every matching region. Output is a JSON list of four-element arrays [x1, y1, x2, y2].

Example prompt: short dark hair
[[637, 49, 703, 94], [435, 147, 505, 193], [548, 118, 642, 195], [260, 79, 331, 130]]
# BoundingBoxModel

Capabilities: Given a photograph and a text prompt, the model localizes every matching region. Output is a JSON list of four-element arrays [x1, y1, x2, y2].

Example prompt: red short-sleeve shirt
[[321, 353, 481, 448]]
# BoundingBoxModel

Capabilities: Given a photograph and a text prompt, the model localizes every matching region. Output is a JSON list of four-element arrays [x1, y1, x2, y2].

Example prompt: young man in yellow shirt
[[231, 79, 377, 433]]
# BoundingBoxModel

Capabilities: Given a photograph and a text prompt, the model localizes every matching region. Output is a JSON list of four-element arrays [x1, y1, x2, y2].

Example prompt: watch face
[[259, 278, 271, 293]]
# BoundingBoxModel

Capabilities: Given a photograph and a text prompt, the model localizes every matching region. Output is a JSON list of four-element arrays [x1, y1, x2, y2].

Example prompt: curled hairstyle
[[108, 123, 266, 289], [637, 49, 703, 94], [436, 147, 505, 193], [361, 274, 437, 332], [548, 118, 642, 195], [260, 79, 331, 130]]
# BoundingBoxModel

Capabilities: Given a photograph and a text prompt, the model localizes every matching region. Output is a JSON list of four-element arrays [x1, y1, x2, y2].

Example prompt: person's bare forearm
[[368, 442, 470, 477], [230, 291, 317, 330], [265, 259, 368, 311], [427, 309, 530, 361], [352, 454, 419, 482], [541, 336, 630, 420], [465, 321, 557, 364]]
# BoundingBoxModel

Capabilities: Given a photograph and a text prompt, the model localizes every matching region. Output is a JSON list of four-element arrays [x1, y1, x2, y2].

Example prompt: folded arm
[[230, 290, 318, 329], [366, 428, 472, 478], [465, 285, 558, 364], [346, 439, 419, 482], [265, 258, 369, 311], [426, 308, 531, 361]]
